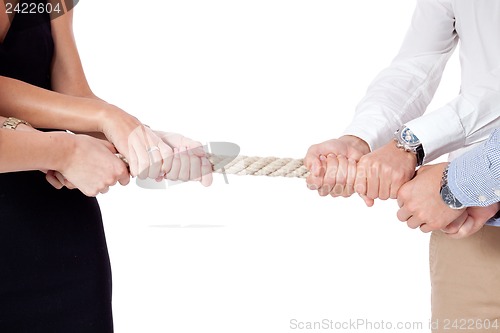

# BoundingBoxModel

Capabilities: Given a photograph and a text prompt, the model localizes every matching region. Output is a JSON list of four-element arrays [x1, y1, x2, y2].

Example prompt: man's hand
[[442, 204, 499, 239], [355, 140, 417, 204], [304, 135, 370, 197], [396, 163, 464, 232]]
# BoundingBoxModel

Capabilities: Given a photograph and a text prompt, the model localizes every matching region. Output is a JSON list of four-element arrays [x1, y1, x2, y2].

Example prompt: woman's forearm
[[0, 76, 135, 133], [0, 126, 72, 173]]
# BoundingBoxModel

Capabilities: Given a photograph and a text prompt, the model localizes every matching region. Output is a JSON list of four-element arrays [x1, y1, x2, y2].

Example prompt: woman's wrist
[[43, 132, 77, 172], [99, 104, 141, 135]]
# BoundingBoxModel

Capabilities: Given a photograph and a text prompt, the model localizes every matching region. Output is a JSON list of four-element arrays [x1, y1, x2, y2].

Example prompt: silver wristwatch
[[393, 126, 425, 167], [440, 165, 464, 210]]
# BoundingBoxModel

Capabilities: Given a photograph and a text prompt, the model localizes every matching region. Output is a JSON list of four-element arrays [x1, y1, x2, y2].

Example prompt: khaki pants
[[430, 226, 500, 333]]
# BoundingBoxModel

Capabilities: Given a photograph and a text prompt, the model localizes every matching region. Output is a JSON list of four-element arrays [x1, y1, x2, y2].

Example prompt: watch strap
[[415, 144, 425, 167]]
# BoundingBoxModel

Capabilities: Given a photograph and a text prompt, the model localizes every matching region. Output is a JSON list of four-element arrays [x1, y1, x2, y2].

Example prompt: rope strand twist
[[208, 154, 310, 178]]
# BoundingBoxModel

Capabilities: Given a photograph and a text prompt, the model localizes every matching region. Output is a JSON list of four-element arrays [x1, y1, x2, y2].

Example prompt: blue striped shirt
[[448, 129, 500, 226]]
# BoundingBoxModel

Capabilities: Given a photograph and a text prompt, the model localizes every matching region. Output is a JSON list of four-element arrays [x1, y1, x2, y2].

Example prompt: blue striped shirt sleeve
[[448, 129, 500, 207], [447, 129, 500, 207]]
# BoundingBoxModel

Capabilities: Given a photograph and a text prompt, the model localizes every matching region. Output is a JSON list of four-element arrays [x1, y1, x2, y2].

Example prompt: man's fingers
[[304, 145, 323, 170], [378, 170, 391, 200], [419, 224, 433, 233], [332, 155, 348, 196], [320, 154, 339, 196], [441, 212, 468, 235], [354, 161, 368, 195], [366, 166, 380, 200], [397, 207, 411, 222], [343, 158, 357, 197], [447, 218, 474, 239], [306, 158, 325, 191], [406, 216, 423, 229], [359, 194, 374, 207]]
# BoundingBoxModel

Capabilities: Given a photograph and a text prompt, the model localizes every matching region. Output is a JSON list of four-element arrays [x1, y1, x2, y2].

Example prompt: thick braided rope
[[116, 153, 310, 178], [208, 154, 310, 178]]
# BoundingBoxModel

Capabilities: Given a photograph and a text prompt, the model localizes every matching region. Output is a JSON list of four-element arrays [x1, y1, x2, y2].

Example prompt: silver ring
[[147, 146, 160, 154]]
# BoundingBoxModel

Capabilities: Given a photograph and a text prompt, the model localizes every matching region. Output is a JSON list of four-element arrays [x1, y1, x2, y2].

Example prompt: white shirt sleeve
[[344, 0, 500, 162], [406, 87, 500, 162], [344, 0, 458, 153]]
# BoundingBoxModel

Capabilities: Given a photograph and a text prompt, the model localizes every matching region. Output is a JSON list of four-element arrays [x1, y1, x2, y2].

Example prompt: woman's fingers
[[166, 148, 181, 181], [146, 145, 162, 179], [178, 147, 190, 181], [200, 157, 213, 187], [45, 170, 64, 189]]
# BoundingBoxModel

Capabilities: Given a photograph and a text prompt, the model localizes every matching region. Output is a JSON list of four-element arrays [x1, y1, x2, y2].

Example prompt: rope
[[208, 154, 310, 179], [116, 153, 310, 178]]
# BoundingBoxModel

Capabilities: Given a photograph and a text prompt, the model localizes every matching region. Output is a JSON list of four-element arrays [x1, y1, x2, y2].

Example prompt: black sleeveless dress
[[0, 4, 114, 332]]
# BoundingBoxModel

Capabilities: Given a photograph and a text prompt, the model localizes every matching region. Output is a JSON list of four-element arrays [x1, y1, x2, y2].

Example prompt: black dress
[[0, 4, 114, 332]]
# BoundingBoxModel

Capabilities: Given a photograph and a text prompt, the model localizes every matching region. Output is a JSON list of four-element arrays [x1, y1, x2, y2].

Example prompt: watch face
[[440, 185, 464, 210], [400, 127, 420, 146]]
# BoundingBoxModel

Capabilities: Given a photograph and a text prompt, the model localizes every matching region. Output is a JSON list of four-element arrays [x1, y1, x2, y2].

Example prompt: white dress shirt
[[344, 0, 500, 162]]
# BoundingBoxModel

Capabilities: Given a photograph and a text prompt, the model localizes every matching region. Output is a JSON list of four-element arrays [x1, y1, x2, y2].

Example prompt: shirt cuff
[[447, 143, 499, 207], [405, 105, 465, 163]]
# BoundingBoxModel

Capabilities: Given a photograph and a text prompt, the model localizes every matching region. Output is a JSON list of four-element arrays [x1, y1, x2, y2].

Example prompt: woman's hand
[[154, 131, 213, 187], [99, 106, 176, 180], [53, 133, 130, 196], [96, 104, 213, 186]]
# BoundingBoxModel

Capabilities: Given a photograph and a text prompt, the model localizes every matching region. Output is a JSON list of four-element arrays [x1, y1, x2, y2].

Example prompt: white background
[[74, 1, 460, 332]]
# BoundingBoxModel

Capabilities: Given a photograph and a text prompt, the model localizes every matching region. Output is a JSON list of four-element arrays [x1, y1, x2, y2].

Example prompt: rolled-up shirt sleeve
[[447, 129, 500, 207]]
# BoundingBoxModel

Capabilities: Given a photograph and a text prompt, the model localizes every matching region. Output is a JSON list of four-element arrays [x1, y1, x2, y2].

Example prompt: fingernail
[[333, 184, 343, 195], [308, 184, 318, 190], [319, 155, 326, 161]]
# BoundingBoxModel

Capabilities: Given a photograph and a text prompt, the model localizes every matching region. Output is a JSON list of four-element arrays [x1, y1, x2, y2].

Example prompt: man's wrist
[[388, 140, 418, 167], [440, 164, 465, 210], [393, 126, 425, 166]]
